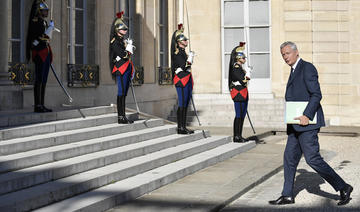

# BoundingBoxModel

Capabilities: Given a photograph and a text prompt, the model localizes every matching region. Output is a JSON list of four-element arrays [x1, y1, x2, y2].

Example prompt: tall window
[[222, 0, 271, 92], [159, 0, 169, 67], [68, 0, 89, 64], [8, 0, 25, 63]]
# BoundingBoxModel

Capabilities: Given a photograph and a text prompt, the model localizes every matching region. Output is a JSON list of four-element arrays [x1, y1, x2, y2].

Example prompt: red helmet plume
[[116, 11, 124, 19]]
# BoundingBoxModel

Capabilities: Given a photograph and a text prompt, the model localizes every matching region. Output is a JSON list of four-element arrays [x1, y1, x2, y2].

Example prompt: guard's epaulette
[[175, 47, 179, 55], [110, 37, 115, 44], [234, 64, 240, 68], [32, 17, 38, 22]]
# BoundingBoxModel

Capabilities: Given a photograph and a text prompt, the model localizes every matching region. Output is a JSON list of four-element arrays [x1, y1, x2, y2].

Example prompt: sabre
[[50, 64, 86, 118], [184, 0, 206, 138], [50, 64, 73, 103], [184, 0, 191, 51], [130, 80, 140, 115], [243, 22, 257, 135], [50, 0, 61, 32], [50, 0, 53, 20]]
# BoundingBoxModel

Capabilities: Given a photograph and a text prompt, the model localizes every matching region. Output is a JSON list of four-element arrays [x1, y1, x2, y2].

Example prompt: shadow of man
[[293, 169, 340, 200]]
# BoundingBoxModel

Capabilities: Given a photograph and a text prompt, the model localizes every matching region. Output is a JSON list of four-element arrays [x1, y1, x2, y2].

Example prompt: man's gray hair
[[280, 41, 298, 51]]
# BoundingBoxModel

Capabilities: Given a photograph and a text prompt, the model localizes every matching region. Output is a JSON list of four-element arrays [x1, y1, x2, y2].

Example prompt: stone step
[[0, 129, 208, 195], [0, 112, 138, 141], [34, 140, 256, 212], [0, 106, 117, 128], [0, 119, 164, 156], [0, 135, 234, 211], [0, 122, 174, 174]]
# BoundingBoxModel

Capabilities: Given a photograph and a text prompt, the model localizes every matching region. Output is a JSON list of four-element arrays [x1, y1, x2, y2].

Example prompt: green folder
[[285, 101, 317, 124]]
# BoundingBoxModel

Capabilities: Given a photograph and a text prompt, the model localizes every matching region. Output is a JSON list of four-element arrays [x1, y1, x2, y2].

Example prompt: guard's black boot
[[177, 107, 188, 134], [117, 96, 125, 124], [40, 83, 52, 112], [118, 96, 133, 124], [183, 106, 194, 134], [34, 84, 45, 113], [239, 117, 248, 142], [233, 118, 243, 143]]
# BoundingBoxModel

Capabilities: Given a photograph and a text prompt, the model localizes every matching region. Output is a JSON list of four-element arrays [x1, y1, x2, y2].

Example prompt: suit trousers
[[282, 127, 346, 197]]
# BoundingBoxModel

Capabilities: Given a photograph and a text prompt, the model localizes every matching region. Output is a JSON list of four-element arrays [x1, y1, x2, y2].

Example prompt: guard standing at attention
[[109, 11, 136, 124], [26, 0, 54, 112], [228, 42, 252, 142], [171, 24, 195, 134]]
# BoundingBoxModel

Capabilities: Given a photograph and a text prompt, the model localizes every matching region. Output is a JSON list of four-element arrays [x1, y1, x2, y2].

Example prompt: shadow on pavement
[[293, 169, 340, 201]]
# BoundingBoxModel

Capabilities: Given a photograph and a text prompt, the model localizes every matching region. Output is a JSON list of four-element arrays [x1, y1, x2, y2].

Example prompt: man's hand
[[294, 115, 309, 126]]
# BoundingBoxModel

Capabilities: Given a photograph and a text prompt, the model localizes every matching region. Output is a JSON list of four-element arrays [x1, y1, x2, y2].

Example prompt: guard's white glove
[[32, 40, 39, 46], [245, 65, 253, 79], [125, 38, 136, 54], [187, 51, 195, 64], [44, 20, 55, 39]]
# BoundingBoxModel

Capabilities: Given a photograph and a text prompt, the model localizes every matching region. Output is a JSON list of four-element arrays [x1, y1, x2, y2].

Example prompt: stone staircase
[[0, 106, 255, 211], [169, 94, 285, 129]]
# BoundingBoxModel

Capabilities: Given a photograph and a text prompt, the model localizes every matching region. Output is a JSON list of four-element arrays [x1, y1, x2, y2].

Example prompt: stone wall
[[271, 0, 360, 126]]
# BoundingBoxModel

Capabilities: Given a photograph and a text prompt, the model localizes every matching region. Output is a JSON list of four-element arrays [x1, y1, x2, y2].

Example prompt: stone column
[[0, 0, 10, 84], [0, 1, 23, 111]]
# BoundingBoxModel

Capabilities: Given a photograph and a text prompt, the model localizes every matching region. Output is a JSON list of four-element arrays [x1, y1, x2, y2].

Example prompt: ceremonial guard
[[171, 24, 195, 134], [228, 42, 252, 142], [26, 0, 54, 112], [109, 12, 136, 124]]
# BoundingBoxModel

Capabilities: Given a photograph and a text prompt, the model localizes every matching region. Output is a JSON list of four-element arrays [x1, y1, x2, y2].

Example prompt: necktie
[[290, 67, 294, 78]]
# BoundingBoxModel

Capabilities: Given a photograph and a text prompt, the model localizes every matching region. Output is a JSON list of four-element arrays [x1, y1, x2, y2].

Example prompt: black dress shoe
[[338, 184, 353, 206], [269, 196, 295, 205]]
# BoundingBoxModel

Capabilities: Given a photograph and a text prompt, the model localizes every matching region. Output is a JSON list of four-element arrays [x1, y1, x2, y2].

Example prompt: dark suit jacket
[[285, 59, 325, 132]]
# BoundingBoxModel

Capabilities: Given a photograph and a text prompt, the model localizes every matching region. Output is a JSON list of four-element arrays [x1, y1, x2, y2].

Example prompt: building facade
[[1, 0, 359, 126]]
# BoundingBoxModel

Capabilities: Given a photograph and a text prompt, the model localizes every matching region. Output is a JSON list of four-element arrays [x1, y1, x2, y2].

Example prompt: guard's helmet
[[235, 42, 246, 60], [38, 2, 49, 11], [175, 24, 188, 42], [114, 11, 128, 32]]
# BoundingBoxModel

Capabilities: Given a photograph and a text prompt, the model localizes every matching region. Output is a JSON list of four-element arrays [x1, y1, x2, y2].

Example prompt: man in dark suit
[[269, 41, 353, 206]]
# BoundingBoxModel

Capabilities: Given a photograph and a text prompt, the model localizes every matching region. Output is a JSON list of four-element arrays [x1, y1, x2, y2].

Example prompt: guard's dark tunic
[[28, 17, 52, 65], [172, 48, 192, 88], [229, 63, 248, 102], [110, 36, 133, 77]]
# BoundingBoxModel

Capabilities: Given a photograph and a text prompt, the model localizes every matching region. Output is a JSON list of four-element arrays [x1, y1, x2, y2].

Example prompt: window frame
[[8, 0, 26, 63], [67, 0, 88, 64], [158, 0, 169, 68], [221, 0, 272, 93]]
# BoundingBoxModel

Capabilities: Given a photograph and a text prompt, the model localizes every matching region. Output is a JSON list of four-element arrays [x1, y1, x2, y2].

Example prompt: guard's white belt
[[175, 68, 191, 74], [232, 81, 241, 86]]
